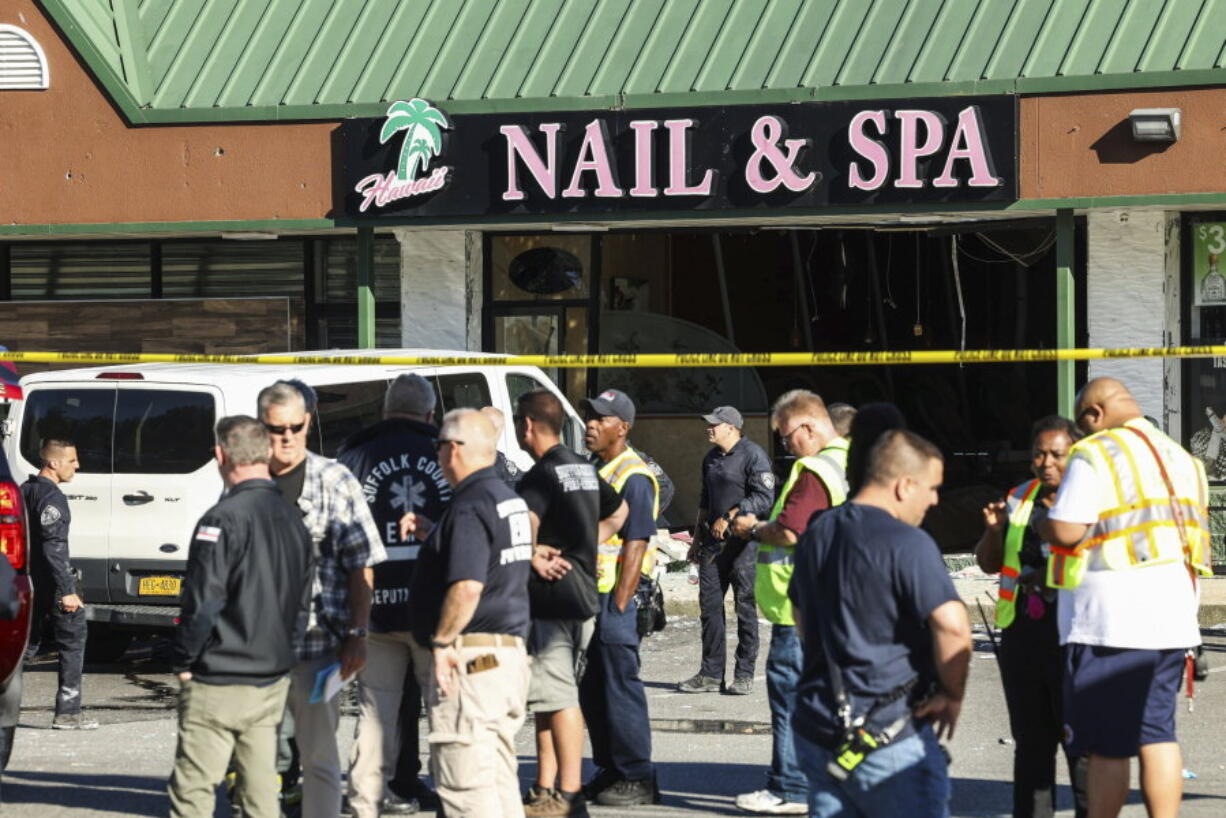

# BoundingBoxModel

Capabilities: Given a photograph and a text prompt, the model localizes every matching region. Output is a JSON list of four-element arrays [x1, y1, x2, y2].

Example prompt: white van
[[6, 350, 585, 657]]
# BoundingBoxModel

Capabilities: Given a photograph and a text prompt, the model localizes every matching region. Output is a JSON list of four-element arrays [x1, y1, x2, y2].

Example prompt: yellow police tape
[[3, 346, 1226, 368]]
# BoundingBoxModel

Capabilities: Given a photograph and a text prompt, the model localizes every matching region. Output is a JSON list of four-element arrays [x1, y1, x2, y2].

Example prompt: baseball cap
[[581, 389, 636, 423], [703, 406, 743, 429]]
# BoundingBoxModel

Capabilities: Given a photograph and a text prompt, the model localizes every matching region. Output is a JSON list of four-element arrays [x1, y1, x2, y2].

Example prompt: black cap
[[581, 389, 636, 424], [702, 406, 744, 429]]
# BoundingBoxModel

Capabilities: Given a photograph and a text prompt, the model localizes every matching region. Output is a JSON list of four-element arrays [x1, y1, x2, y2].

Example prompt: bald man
[[405, 409, 534, 816], [1040, 378, 1210, 818]]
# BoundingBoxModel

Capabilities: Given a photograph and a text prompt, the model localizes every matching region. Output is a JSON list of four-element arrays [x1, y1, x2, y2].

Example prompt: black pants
[[388, 657, 424, 796], [998, 601, 1088, 818], [698, 539, 759, 681], [25, 600, 86, 716]]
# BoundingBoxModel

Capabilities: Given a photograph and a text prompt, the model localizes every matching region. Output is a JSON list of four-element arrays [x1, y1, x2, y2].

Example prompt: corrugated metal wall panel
[[620, 0, 699, 94], [589, 0, 666, 95], [351, 1, 431, 103], [656, 0, 733, 93], [42, 0, 1226, 120], [908, 0, 980, 83], [247, 0, 333, 107], [282, 1, 365, 107], [554, 0, 633, 97], [761, 0, 838, 88], [726, 0, 804, 91], [483, 0, 564, 100], [153, 0, 240, 107], [840, 0, 909, 87]]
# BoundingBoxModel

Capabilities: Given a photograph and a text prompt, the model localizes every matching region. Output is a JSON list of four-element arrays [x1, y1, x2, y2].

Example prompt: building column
[[1086, 209, 1180, 426], [392, 229, 482, 351], [356, 226, 375, 349], [1055, 209, 1075, 418]]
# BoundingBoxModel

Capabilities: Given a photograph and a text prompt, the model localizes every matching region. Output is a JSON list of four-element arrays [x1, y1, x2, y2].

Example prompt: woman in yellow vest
[[975, 415, 1088, 818]]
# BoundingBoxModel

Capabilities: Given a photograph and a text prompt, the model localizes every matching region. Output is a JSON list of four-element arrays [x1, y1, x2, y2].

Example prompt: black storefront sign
[[337, 95, 1017, 220]]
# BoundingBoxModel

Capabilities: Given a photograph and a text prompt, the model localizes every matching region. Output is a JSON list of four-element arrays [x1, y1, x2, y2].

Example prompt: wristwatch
[[346, 626, 368, 639]]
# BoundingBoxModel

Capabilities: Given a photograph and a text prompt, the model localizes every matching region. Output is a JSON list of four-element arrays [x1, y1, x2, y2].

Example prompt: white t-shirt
[[1049, 453, 1201, 649]]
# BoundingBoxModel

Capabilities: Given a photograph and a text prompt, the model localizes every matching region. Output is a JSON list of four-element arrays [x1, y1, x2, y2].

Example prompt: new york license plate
[[138, 576, 181, 596]]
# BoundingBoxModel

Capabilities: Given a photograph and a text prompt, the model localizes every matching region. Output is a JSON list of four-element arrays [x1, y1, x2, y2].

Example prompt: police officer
[[22, 438, 96, 731], [578, 389, 661, 808], [405, 408, 533, 816], [677, 406, 773, 696], [730, 390, 848, 815], [976, 415, 1088, 818], [338, 374, 448, 817]]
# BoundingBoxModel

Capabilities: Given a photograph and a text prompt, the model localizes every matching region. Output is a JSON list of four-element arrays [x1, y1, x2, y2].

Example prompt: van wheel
[[85, 625, 133, 664]]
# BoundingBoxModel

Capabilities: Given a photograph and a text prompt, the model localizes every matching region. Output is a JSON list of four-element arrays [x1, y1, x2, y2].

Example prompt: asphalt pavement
[[6, 576, 1226, 817]]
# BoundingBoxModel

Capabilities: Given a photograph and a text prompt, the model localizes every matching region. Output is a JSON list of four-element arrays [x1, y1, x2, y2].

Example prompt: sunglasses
[[265, 421, 307, 436], [435, 438, 465, 451]]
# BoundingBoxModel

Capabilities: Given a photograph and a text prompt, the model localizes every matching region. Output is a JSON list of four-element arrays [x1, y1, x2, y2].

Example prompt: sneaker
[[390, 778, 438, 811], [51, 712, 99, 730], [524, 787, 590, 817], [725, 677, 754, 695], [380, 791, 419, 815], [734, 789, 807, 814], [524, 785, 554, 807], [676, 673, 721, 693], [582, 768, 619, 800], [595, 777, 661, 807]]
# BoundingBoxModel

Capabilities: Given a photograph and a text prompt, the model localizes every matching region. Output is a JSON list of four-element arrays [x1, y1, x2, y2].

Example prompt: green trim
[[0, 218, 337, 238], [40, 0, 145, 121], [1012, 192, 1226, 211], [356, 227, 376, 350], [1055, 208, 1076, 418], [111, 0, 152, 105]]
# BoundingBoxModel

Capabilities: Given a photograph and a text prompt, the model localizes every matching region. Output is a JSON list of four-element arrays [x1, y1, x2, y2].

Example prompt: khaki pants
[[167, 676, 290, 818], [409, 636, 530, 818], [287, 655, 344, 818], [349, 632, 418, 818]]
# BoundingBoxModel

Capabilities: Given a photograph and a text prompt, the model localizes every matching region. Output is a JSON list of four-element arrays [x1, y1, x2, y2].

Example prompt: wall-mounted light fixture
[[1128, 108, 1182, 143]]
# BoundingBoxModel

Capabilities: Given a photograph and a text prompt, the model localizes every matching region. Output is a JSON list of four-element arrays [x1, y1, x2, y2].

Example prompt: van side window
[[433, 373, 491, 414], [20, 389, 116, 473], [313, 380, 389, 457], [505, 373, 579, 451], [114, 390, 215, 475]]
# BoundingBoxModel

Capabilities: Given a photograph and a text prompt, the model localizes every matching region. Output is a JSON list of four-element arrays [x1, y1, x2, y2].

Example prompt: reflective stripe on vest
[[596, 447, 661, 595], [755, 438, 850, 626], [995, 479, 1041, 630], [1046, 420, 1212, 590]]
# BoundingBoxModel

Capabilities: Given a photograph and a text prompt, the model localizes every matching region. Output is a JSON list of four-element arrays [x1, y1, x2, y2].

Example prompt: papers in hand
[[308, 662, 349, 704]]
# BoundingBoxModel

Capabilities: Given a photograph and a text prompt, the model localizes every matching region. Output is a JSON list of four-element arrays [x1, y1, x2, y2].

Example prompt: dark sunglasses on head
[[435, 438, 465, 451], [265, 421, 306, 436]]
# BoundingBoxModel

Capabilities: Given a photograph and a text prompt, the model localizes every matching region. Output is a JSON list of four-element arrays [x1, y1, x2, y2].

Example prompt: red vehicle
[[0, 448, 32, 777]]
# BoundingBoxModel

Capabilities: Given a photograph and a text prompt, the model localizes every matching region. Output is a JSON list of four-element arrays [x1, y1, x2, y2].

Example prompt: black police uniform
[[22, 475, 86, 717], [696, 437, 774, 683], [494, 450, 522, 488], [338, 417, 453, 799]]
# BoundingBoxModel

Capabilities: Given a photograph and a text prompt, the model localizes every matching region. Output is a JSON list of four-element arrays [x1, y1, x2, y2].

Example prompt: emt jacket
[[171, 479, 313, 685]]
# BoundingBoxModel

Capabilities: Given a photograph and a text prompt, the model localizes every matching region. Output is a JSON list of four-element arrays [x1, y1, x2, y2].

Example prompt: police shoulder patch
[[40, 505, 62, 526], [759, 472, 777, 490]]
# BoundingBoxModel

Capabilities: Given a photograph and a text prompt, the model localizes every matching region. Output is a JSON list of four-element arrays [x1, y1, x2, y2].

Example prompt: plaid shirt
[[296, 451, 385, 661]]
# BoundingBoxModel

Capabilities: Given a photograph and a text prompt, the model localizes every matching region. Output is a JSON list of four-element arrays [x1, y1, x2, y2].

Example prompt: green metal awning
[[41, 0, 1226, 125]]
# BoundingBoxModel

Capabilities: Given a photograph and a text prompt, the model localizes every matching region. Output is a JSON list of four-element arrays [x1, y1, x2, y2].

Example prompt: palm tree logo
[[380, 98, 450, 182]]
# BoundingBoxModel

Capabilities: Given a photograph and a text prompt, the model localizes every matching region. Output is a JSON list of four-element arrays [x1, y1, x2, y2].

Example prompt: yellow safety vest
[[755, 438, 849, 625], [596, 447, 660, 595], [1047, 419, 1212, 590], [996, 479, 1041, 629]]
